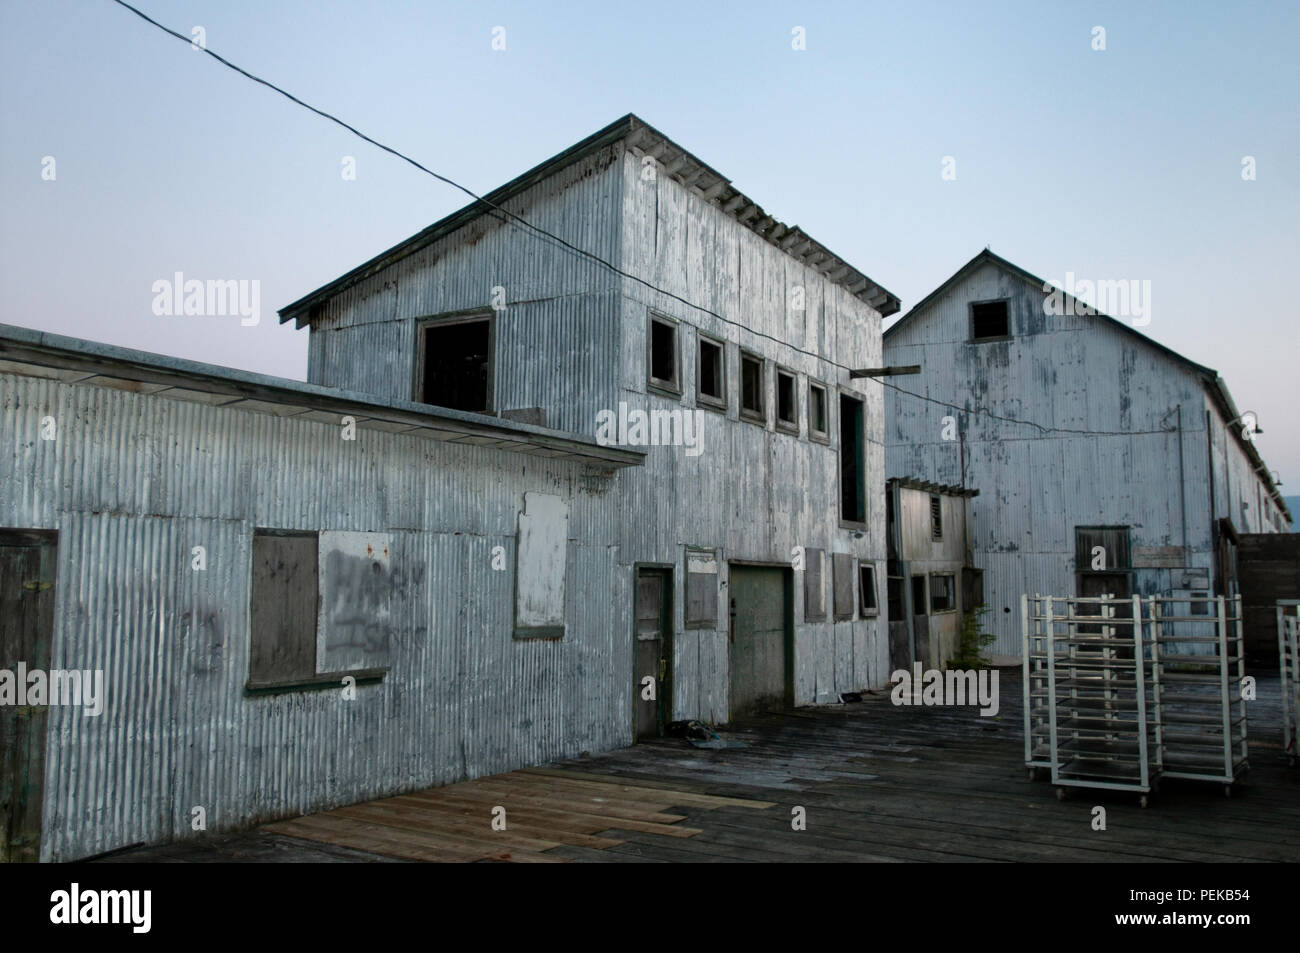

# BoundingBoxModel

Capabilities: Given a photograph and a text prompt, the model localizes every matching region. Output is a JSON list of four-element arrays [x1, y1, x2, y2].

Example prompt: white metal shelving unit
[[1021, 594, 1060, 778], [1280, 600, 1300, 768], [1045, 594, 1161, 807], [1149, 595, 1248, 794]]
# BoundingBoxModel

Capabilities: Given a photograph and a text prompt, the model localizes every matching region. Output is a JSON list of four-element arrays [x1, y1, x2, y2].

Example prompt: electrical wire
[[105, 0, 1186, 442]]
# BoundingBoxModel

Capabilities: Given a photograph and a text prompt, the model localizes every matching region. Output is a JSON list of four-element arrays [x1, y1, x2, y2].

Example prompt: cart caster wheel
[[1055, 787, 1067, 801], [1139, 795, 1149, 808]]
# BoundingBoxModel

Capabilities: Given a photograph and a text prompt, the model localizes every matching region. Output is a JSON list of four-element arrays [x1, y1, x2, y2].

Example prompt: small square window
[[808, 381, 829, 441], [971, 300, 1009, 340], [648, 314, 680, 394], [859, 564, 878, 616], [776, 368, 798, 433], [697, 335, 726, 410], [930, 573, 956, 613], [740, 351, 765, 422]]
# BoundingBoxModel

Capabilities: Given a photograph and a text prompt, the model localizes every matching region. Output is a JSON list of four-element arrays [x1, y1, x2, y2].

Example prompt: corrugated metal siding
[[307, 146, 624, 434], [614, 148, 890, 711], [0, 372, 626, 861], [885, 260, 1219, 657]]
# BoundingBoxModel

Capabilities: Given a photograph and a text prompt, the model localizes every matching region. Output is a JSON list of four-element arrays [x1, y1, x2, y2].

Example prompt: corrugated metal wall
[[615, 148, 890, 717], [884, 259, 1220, 655], [300, 138, 894, 722], [306, 146, 624, 436], [0, 372, 627, 861]]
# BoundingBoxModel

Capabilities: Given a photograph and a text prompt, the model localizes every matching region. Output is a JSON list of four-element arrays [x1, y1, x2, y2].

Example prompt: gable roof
[[278, 114, 899, 327], [884, 248, 1291, 523]]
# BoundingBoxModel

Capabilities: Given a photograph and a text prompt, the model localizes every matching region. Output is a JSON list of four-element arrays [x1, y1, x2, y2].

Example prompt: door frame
[[632, 563, 674, 739], [726, 561, 795, 716], [1, 527, 58, 864]]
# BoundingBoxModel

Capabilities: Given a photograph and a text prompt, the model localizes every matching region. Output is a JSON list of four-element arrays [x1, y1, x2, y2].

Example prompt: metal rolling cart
[[1149, 594, 1248, 795], [1046, 593, 1162, 807], [1280, 600, 1300, 767], [1021, 594, 1060, 779]]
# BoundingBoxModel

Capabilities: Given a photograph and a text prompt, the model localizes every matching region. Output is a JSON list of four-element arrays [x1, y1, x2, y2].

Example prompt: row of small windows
[[649, 311, 866, 525], [648, 312, 832, 440]]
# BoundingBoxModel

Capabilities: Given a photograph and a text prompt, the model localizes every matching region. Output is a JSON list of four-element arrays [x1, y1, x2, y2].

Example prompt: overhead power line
[[106, 0, 1184, 442]]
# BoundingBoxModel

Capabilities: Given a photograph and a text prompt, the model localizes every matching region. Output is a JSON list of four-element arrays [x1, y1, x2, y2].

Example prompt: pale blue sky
[[2, 0, 1296, 483]]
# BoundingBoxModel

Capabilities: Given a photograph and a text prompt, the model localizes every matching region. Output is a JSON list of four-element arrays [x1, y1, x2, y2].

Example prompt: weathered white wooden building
[[279, 114, 900, 725], [884, 478, 980, 672], [0, 115, 898, 860], [883, 249, 1292, 657]]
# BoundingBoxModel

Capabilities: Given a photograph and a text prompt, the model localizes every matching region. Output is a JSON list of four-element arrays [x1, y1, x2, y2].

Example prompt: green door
[[1, 530, 57, 863], [728, 566, 791, 720]]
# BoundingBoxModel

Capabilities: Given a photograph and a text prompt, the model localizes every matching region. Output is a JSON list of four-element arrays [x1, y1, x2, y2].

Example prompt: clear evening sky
[[2, 1, 1296, 485]]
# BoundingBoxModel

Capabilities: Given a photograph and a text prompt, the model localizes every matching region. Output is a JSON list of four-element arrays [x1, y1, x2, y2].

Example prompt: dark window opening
[[911, 575, 927, 616], [698, 337, 725, 406], [809, 383, 828, 438], [971, 300, 1009, 340], [741, 352, 764, 420], [930, 494, 943, 540], [930, 573, 956, 613], [649, 317, 678, 391], [421, 319, 491, 413], [887, 576, 904, 619], [776, 369, 797, 430], [859, 565, 878, 615], [839, 394, 865, 522]]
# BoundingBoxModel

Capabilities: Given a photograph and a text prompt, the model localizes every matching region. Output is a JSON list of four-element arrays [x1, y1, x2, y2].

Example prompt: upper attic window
[[417, 315, 493, 413], [970, 300, 1010, 341]]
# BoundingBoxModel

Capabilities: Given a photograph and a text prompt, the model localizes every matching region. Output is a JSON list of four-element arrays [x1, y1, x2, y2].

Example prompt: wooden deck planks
[[263, 766, 758, 862]]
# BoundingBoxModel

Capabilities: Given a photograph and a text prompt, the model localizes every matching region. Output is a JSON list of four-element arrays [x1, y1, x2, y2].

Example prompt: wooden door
[[728, 566, 791, 719], [1, 530, 57, 863], [634, 569, 672, 740]]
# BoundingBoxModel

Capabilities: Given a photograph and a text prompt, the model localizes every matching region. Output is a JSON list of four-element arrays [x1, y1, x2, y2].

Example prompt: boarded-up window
[[515, 492, 569, 639], [803, 548, 825, 622], [317, 531, 393, 673], [685, 548, 718, 628], [887, 576, 904, 619], [1075, 526, 1131, 571], [249, 531, 319, 688], [833, 553, 855, 621], [859, 563, 878, 615]]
